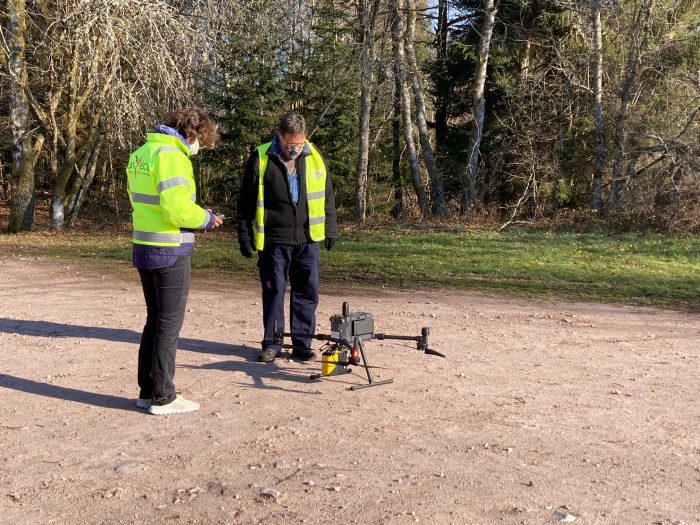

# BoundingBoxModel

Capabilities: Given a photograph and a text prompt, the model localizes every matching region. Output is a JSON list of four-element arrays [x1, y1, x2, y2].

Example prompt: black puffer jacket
[[236, 141, 337, 249]]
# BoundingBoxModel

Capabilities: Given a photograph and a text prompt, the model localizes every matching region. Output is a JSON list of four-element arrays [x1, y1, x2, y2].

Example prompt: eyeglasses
[[282, 140, 305, 148], [280, 134, 306, 148]]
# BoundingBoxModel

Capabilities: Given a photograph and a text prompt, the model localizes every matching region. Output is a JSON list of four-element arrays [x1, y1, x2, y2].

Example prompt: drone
[[274, 302, 445, 390]]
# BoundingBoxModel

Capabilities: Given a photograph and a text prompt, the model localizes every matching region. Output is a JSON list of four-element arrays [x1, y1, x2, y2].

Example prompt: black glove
[[239, 240, 255, 258], [324, 238, 336, 251]]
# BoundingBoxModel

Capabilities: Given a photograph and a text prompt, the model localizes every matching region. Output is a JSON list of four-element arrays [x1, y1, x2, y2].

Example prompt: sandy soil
[[0, 257, 698, 525]]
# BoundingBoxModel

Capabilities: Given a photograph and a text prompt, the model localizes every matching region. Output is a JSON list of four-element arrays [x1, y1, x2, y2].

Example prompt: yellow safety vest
[[126, 133, 210, 247], [254, 141, 327, 250]]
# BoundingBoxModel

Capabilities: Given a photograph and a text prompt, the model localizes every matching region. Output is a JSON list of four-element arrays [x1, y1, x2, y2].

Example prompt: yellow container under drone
[[321, 348, 349, 376]]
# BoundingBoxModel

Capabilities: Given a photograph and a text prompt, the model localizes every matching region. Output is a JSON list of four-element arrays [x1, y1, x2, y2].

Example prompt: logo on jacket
[[312, 171, 323, 179], [128, 155, 150, 173]]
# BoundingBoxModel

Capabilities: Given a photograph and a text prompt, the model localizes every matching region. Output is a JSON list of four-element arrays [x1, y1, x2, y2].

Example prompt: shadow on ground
[[0, 373, 138, 412], [0, 317, 322, 406], [0, 317, 244, 357]]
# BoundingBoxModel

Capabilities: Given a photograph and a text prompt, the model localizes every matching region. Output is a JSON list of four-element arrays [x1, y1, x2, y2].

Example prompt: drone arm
[[276, 331, 347, 346], [375, 327, 445, 358]]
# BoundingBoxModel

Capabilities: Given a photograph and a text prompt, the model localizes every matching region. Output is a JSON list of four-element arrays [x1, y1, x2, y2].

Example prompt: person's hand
[[324, 237, 336, 251], [239, 240, 255, 258], [206, 209, 224, 229]]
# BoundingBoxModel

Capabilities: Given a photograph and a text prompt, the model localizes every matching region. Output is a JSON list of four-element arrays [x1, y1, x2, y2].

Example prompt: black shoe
[[292, 347, 316, 361], [258, 347, 280, 363]]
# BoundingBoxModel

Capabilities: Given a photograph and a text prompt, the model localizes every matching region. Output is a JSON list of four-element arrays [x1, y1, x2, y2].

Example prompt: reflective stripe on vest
[[156, 146, 180, 154], [133, 231, 195, 244], [129, 175, 192, 206], [131, 193, 161, 205], [254, 142, 326, 250], [157, 176, 191, 192]]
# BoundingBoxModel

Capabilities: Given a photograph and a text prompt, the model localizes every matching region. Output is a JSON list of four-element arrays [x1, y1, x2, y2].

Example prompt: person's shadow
[[181, 345, 323, 394], [0, 317, 242, 357], [0, 317, 319, 410], [0, 373, 138, 412]]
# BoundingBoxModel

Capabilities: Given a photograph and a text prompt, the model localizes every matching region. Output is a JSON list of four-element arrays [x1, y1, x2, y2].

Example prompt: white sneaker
[[135, 398, 152, 409], [148, 395, 200, 415]]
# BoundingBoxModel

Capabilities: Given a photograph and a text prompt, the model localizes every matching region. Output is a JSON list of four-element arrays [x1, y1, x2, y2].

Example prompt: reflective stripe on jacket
[[126, 133, 212, 248], [254, 141, 327, 251]]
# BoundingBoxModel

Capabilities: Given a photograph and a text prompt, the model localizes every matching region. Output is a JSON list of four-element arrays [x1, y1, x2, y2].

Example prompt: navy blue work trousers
[[137, 256, 190, 405], [257, 243, 320, 351]]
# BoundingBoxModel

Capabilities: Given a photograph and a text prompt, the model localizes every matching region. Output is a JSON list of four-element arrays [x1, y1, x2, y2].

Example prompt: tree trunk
[[461, 0, 497, 213], [591, 0, 605, 212], [67, 116, 107, 226], [553, 97, 573, 215], [354, 0, 376, 223], [405, 0, 446, 219], [618, 150, 641, 208], [391, 62, 403, 218], [434, 0, 449, 155], [519, 39, 531, 83], [51, 99, 79, 229], [51, 114, 78, 229], [5, 0, 38, 233], [67, 154, 102, 227], [391, 0, 429, 218], [609, 0, 654, 210], [49, 43, 100, 230]]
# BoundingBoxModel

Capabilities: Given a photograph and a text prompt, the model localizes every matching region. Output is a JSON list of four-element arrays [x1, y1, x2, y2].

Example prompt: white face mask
[[189, 138, 200, 156]]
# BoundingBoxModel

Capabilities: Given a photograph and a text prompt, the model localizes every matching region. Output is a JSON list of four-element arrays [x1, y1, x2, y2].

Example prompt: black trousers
[[137, 256, 191, 405], [257, 243, 320, 351]]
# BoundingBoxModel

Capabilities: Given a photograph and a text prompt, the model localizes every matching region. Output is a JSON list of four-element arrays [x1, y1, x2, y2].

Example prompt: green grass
[[1, 226, 698, 310]]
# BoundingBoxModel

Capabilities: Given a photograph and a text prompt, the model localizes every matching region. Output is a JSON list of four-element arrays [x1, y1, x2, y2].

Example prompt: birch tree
[[461, 0, 497, 213], [591, 0, 605, 212], [434, 0, 450, 155], [404, 0, 446, 218], [391, 0, 429, 218]]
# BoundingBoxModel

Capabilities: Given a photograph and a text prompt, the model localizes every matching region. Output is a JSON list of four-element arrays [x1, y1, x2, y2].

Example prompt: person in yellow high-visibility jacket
[[127, 106, 222, 415], [237, 111, 337, 363]]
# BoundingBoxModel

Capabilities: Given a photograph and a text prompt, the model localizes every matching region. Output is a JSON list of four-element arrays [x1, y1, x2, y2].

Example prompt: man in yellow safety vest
[[237, 111, 337, 362]]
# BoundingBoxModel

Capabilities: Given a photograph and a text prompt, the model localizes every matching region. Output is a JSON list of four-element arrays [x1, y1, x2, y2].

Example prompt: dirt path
[[1, 258, 698, 525]]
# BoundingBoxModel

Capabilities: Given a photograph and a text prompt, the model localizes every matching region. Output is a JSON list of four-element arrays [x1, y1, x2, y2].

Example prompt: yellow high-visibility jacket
[[127, 133, 212, 249]]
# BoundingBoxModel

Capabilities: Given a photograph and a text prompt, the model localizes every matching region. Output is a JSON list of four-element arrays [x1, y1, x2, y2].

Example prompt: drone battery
[[321, 348, 350, 376], [352, 314, 374, 338]]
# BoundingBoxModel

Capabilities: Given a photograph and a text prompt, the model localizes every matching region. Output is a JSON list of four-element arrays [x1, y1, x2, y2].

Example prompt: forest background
[[1, 0, 699, 234]]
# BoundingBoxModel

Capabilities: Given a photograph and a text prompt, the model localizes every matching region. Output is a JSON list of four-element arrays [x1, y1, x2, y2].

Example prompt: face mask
[[286, 145, 302, 159], [189, 138, 200, 156]]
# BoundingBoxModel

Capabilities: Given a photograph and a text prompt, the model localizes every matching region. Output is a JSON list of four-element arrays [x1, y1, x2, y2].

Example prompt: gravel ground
[[1, 258, 699, 525]]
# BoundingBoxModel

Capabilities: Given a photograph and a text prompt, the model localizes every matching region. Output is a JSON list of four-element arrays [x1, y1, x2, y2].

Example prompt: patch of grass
[[0, 231, 132, 266], [1, 226, 698, 310], [323, 228, 700, 309]]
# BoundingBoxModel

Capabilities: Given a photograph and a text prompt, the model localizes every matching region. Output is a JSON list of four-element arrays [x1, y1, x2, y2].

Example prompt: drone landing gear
[[310, 339, 393, 390], [348, 340, 393, 390]]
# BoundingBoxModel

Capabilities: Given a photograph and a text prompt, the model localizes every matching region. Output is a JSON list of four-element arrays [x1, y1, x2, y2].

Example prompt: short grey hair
[[279, 111, 306, 136]]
